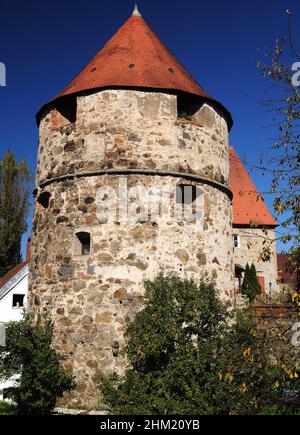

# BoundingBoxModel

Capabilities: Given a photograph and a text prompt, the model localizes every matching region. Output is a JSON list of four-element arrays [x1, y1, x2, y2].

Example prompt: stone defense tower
[[30, 7, 234, 409]]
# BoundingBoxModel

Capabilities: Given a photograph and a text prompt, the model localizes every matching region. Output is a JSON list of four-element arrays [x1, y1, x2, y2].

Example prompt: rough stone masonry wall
[[37, 90, 230, 186], [233, 228, 278, 295], [30, 89, 234, 409]]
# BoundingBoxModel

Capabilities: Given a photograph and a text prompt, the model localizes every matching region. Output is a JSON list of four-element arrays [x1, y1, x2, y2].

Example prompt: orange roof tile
[[230, 147, 277, 227], [37, 14, 232, 128]]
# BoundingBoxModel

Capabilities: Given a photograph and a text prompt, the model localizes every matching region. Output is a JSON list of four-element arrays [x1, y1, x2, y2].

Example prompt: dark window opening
[[37, 192, 51, 209], [176, 185, 200, 205], [233, 234, 240, 249], [235, 265, 244, 294], [13, 294, 25, 309], [177, 92, 202, 120], [55, 96, 77, 124], [75, 232, 91, 256]]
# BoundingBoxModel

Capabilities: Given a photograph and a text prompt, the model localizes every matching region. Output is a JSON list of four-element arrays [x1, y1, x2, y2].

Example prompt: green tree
[[100, 275, 300, 415], [0, 314, 75, 415], [241, 263, 261, 302], [0, 151, 32, 277], [101, 275, 231, 415], [221, 310, 300, 415]]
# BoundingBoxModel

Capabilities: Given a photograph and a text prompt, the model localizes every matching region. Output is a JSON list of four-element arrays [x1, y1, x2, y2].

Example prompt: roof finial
[[132, 1, 142, 17]]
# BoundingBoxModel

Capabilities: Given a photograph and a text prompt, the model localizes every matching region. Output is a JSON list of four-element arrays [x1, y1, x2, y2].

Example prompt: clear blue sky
[[0, 0, 299, 258]]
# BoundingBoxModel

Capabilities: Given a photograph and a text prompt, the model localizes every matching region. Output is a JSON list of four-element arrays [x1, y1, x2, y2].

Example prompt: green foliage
[[220, 310, 299, 415], [101, 275, 300, 415], [0, 314, 75, 415], [0, 401, 16, 415], [0, 151, 32, 277], [101, 275, 230, 415], [241, 263, 261, 302]]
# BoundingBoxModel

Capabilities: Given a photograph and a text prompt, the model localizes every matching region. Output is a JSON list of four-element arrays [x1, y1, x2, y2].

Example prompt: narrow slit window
[[13, 294, 25, 309], [75, 232, 91, 256], [233, 235, 241, 249]]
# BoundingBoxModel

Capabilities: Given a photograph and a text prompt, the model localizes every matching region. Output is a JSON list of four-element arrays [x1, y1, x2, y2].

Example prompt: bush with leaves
[[0, 401, 16, 415], [0, 314, 74, 415], [101, 275, 300, 415], [241, 263, 262, 302], [220, 310, 300, 415]]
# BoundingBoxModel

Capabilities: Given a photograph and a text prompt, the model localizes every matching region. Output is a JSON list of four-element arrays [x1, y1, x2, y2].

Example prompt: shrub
[[241, 263, 261, 302], [101, 275, 300, 415], [0, 314, 75, 415], [0, 401, 16, 415]]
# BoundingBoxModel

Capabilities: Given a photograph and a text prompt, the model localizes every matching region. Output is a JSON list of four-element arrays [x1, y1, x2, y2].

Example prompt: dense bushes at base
[[0, 315, 74, 415], [101, 275, 300, 415], [0, 401, 16, 415]]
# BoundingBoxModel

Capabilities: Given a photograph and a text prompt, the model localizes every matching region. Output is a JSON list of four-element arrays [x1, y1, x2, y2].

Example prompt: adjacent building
[[230, 147, 278, 296], [0, 244, 30, 401]]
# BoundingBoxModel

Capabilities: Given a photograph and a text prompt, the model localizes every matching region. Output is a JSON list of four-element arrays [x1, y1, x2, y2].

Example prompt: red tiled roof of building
[[37, 14, 232, 129], [230, 147, 277, 227], [277, 254, 296, 285], [0, 260, 29, 290]]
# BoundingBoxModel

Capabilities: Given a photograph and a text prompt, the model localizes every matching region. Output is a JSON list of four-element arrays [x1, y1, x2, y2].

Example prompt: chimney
[[26, 238, 31, 261]]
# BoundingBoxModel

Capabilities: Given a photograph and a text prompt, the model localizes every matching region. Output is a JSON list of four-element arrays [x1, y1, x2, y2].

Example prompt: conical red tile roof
[[230, 147, 277, 227], [37, 14, 232, 128]]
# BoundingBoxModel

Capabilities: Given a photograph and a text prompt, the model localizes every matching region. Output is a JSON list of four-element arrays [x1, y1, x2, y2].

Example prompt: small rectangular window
[[233, 235, 241, 249], [75, 232, 91, 256], [13, 294, 25, 309], [176, 185, 198, 205]]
